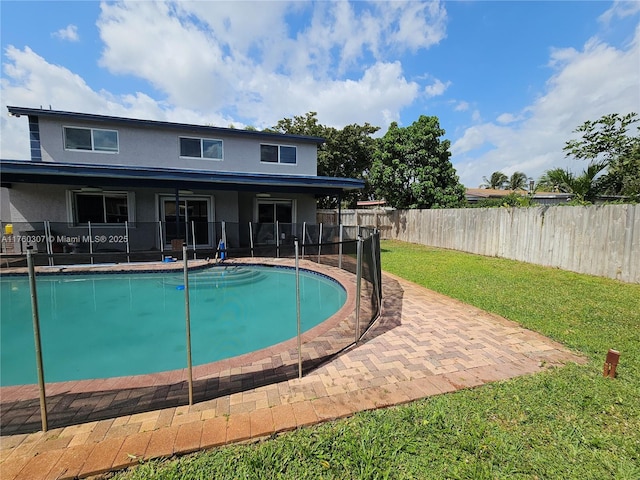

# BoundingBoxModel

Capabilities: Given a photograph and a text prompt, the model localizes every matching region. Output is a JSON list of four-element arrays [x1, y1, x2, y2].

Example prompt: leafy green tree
[[269, 112, 379, 208], [507, 171, 528, 190], [480, 171, 508, 189], [269, 111, 326, 137], [369, 116, 465, 209], [564, 112, 639, 200], [319, 123, 380, 207], [598, 142, 640, 199]]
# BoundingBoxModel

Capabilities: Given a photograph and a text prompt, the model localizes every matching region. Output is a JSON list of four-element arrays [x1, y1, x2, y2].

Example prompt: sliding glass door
[[161, 197, 212, 247]]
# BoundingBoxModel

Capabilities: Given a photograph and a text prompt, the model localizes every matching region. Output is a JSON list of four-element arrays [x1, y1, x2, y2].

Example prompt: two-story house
[[0, 106, 363, 254]]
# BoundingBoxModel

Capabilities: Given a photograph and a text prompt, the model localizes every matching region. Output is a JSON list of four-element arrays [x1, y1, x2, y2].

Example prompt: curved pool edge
[[0, 257, 357, 400]]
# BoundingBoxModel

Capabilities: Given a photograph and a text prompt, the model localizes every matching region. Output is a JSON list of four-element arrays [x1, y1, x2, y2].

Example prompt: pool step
[[161, 266, 268, 288]]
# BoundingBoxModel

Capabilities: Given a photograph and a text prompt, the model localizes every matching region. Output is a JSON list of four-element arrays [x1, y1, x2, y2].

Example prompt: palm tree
[[537, 163, 606, 202], [480, 171, 508, 189], [507, 171, 528, 190], [537, 168, 574, 193]]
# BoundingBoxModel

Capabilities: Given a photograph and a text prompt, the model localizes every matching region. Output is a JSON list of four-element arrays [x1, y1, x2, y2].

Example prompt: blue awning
[[0, 159, 364, 195]]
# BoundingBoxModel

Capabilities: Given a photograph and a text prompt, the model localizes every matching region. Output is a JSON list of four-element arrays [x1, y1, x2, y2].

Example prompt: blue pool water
[[0, 266, 346, 386]]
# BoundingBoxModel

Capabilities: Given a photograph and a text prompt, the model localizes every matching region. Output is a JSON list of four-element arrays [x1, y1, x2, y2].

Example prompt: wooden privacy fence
[[318, 204, 640, 283]]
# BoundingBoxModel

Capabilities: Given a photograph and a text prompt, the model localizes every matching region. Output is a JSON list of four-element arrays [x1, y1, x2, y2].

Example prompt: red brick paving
[[0, 263, 585, 479]]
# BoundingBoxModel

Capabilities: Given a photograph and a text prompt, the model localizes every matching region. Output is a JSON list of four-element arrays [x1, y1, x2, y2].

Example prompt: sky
[[1, 0, 638, 188]]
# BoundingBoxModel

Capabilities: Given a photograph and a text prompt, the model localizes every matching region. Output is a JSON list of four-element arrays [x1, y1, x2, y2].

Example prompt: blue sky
[[1, 1, 638, 188]]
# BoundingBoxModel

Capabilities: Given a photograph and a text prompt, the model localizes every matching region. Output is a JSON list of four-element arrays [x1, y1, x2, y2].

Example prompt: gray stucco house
[[0, 106, 362, 256]]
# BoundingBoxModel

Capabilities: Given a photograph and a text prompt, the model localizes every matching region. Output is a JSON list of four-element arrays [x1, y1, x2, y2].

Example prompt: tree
[[480, 171, 508, 189], [564, 112, 640, 200], [537, 168, 574, 193], [318, 123, 379, 207], [369, 116, 466, 209], [507, 171, 528, 190], [537, 163, 607, 203], [269, 112, 379, 208]]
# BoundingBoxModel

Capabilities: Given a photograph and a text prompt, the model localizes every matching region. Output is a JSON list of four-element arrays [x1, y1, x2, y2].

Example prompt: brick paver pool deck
[[0, 261, 584, 479]]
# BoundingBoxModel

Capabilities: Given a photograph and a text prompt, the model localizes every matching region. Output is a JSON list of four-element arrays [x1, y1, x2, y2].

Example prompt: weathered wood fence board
[[317, 205, 640, 283]]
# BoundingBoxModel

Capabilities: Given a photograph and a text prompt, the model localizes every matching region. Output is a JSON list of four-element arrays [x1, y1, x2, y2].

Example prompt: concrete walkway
[[0, 270, 583, 480]]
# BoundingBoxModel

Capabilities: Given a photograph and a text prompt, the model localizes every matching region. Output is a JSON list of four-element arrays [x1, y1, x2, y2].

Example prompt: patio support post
[[183, 244, 194, 405], [27, 247, 48, 432], [355, 235, 363, 344], [276, 221, 280, 258], [294, 238, 302, 379]]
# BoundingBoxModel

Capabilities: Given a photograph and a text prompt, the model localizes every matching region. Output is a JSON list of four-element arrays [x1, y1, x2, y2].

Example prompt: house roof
[[7, 106, 325, 144], [357, 200, 387, 207], [0, 159, 364, 195]]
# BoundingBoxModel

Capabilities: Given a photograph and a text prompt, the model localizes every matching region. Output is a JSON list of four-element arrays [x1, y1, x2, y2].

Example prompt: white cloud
[[383, 1, 447, 51], [0, 0, 452, 155], [0, 46, 236, 160], [453, 25, 640, 187], [454, 101, 469, 112], [496, 113, 519, 124], [95, 0, 431, 128], [599, 0, 640, 25], [52, 24, 79, 42], [3, 0, 441, 158], [424, 78, 450, 98]]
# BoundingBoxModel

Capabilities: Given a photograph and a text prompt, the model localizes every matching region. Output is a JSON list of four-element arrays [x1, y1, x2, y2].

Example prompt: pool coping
[[1, 258, 356, 394], [0, 257, 363, 429]]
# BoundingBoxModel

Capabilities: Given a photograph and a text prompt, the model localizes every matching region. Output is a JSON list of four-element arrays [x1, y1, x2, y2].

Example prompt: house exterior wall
[[37, 117, 318, 176], [3, 184, 242, 225], [4, 184, 68, 223]]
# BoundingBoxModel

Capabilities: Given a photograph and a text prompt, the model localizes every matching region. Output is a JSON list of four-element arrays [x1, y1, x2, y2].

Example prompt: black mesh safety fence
[[0, 220, 382, 433]]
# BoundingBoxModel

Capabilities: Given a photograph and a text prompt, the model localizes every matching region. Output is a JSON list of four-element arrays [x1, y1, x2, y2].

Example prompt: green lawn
[[112, 240, 640, 479]]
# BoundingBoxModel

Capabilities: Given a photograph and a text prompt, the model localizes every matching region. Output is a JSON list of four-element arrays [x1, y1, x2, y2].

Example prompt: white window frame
[[254, 198, 297, 223], [179, 136, 224, 160], [260, 144, 297, 165], [67, 190, 135, 226], [63, 126, 119, 153]]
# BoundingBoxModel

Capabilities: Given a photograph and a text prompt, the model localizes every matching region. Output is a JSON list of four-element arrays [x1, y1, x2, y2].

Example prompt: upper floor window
[[64, 127, 119, 153], [260, 144, 297, 164], [180, 137, 223, 160]]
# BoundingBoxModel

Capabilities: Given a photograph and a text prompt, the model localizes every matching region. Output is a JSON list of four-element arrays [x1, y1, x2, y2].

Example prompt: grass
[[111, 240, 640, 479]]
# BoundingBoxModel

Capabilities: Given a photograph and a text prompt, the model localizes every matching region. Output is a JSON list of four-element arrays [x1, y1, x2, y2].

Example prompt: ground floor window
[[73, 191, 130, 224]]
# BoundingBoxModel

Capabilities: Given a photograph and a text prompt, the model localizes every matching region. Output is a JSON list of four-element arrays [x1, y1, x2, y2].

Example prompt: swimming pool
[[0, 265, 347, 386]]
